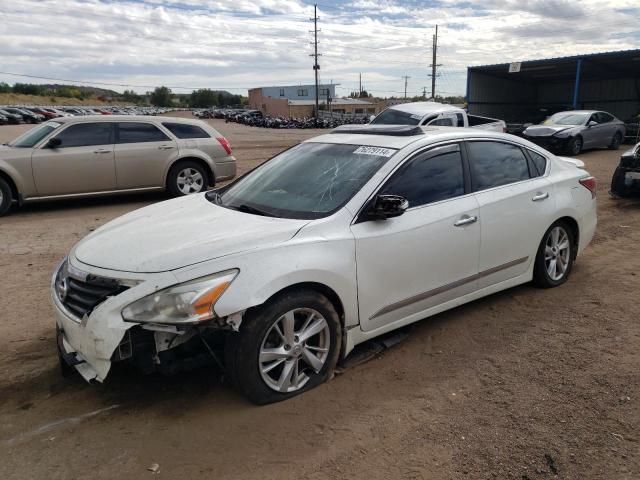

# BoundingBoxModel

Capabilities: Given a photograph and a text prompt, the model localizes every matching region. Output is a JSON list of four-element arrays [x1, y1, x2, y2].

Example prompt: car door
[[351, 143, 481, 333], [31, 122, 116, 196], [596, 112, 617, 146], [114, 122, 177, 189], [583, 113, 607, 148], [466, 140, 555, 289]]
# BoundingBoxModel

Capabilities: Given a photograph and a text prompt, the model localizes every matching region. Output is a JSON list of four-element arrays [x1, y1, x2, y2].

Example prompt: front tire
[[167, 161, 209, 197], [533, 221, 575, 288], [566, 137, 582, 156], [225, 289, 342, 404], [0, 177, 13, 217]]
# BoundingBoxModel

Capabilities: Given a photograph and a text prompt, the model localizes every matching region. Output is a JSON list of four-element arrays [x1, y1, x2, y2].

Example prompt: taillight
[[579, 176, 597, 199], [216, 137, 232, 155]]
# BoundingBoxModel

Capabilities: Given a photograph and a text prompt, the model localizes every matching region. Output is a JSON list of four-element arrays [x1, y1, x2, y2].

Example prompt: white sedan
[[52, 125, 597, 404]]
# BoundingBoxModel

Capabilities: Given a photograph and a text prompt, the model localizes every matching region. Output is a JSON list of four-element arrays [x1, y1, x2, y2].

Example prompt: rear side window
[[162, 122, 211, 139], [467, 141, 530, 191], [528, 150, 547, 176], [117, 122, 169, 143], [54, 123, 112, 148], [427, 117, 454, 126], [381, 144, 465, 208]]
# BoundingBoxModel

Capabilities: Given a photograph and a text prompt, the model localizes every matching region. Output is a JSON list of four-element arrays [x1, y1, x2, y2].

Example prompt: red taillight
[[579, 176, 597, 199], [216, 137, 232, 155]]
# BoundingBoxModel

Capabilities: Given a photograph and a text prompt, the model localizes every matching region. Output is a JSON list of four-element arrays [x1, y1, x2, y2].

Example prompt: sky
[[0, 0, 638, 98]]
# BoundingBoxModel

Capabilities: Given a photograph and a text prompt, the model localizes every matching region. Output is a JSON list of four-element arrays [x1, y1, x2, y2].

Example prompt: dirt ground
[[0, 114, 638, 480]]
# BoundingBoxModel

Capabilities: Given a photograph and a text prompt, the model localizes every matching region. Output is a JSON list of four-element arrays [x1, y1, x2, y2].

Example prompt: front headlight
[[121, 270, 238, 324]]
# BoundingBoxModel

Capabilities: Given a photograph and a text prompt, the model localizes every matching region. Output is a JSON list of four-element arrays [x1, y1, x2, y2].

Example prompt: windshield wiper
[[228, 204, 277, 217]]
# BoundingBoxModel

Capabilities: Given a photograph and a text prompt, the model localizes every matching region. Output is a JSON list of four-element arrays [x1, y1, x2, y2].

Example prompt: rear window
[[162, 122, 211, 139], [371, 109, 421, 126]]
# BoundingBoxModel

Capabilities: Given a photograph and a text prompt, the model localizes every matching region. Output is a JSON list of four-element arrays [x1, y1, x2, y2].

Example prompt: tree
[[189, 89, 219, 108], [149, 86, 173, 107], [0, 82, 11, 93], [122, 89, 142, 103]]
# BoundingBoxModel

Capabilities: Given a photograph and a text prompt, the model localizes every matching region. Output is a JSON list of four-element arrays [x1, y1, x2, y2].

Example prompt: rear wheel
[[225, 289, 342, 404], [608, 132, 622, 150], [167, 161, 209, 197], [566, 137, 582, 156], [0, 177, 13, 217], [533, 221, 575, 288]]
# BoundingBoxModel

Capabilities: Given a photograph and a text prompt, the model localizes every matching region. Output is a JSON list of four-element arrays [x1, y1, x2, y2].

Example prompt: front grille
[[55, 262, 127, 320]]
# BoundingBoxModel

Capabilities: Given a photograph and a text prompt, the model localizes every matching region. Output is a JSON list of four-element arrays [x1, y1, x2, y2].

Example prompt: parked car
[[523, 110, 625, 155], [0, 113, 7, 125], [2, 107, 44, 124], [610, 142, 640, 197], [51, 124, 596, 404], [0, 108, 24, 124], [370, 102, 506, 132], [0, 116, 236, 216], [25, 107, 61, 119]]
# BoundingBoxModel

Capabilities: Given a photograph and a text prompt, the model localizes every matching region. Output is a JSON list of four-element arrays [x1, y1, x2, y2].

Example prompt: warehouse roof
[[469, 49, 640, 82]]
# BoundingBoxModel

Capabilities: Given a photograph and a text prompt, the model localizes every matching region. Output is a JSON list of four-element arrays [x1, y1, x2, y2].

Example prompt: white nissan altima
[[52, 125, 597, 404]]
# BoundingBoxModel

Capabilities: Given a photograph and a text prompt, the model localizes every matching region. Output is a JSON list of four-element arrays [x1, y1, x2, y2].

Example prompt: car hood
[[523, 125, 576, 137], [73, 194, 310, 273]]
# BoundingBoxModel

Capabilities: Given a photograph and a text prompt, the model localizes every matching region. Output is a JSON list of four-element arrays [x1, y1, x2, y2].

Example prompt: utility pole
[[428, 25, 442, 100], [310, 4, 321, 126], [359, 73, 362, 96], [402, 75, 411, 100], [422, 86, 427, 99]]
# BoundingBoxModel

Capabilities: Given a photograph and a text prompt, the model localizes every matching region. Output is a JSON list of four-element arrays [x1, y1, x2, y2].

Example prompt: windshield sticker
[[410, 114, 422, 120], [353, 146, 396, 157]]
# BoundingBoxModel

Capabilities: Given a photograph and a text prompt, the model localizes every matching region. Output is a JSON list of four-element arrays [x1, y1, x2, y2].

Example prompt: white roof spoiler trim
[[557, 156, 585, 168]]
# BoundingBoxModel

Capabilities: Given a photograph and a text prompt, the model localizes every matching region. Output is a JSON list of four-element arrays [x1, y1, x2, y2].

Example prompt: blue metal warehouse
[[466, 49, 640, 125]]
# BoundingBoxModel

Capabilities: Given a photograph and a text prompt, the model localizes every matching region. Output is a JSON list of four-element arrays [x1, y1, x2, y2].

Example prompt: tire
[[566, 137, 582, 156], [0, 177, 13, 217], [532, 220, 575, 288], [610, 165, 633, 198], [166, 160, 209, 197], [225, 288, 342, 404], [608, 132, 622, 150]]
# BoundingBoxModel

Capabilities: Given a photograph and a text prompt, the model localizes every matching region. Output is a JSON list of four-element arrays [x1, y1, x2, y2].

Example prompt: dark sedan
[[610, 143, 640, 197], [523, 110, 626, 156], [0, 108, 23, 124]]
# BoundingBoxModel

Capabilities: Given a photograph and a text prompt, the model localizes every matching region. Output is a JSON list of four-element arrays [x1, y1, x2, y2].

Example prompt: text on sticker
[[353, 146, 396, 157]]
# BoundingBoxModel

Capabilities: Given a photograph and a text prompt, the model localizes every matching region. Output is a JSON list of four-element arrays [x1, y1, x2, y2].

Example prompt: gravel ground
[[0, 114, 638, 479]]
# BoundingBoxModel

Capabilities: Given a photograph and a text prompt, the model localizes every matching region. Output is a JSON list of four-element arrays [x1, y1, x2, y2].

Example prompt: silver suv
[[0, 115, 236, 216]]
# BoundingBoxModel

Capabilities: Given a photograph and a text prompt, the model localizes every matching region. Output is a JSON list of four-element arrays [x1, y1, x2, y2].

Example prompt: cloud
[[0, 0, 637, 97]]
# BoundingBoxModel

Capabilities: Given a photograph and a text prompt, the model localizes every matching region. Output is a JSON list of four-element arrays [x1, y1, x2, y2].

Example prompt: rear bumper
[[215, 157, 237, 182]]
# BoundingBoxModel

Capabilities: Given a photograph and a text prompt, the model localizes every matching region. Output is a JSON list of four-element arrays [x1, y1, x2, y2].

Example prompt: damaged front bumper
[[52, 257, 239, 382]]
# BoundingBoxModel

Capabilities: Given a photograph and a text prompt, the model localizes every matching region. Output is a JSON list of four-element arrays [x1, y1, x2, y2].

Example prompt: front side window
[[9, 121, 62, 148], [467, 141, 530, 191], [381, 144, 464, 208], [52, 122, 112, 148], [162, 122, 210, 139], [117, 122, 169, 143], [370, 109, 421, 126], [599, 112, 614, 123], [217, 142, 395, 219]]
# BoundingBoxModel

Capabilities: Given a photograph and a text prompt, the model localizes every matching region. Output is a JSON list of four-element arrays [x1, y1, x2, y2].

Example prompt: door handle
[[454, 215, 478, 227], [532, 192, 549, 202], [158, 145, 174, 150], [93, 148, 111, 154]]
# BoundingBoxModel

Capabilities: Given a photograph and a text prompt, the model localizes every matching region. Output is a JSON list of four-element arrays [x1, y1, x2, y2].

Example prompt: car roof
[[553, 110, 599, 115], [49, 115, 201, 124], [386, 101, 464, 115], [306, 125, 517, 149]]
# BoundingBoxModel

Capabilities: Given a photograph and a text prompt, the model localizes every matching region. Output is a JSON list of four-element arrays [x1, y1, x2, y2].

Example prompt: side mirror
[[369, 115, 376, 122], [587, 121, 597, 127], [365, 194, 408, 220], [47, 137, 61, 148]]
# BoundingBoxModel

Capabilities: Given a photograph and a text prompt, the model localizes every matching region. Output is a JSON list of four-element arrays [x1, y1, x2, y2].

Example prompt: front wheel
[[566, 137, 582, 156], [167, 161, 209, 197], [532, 221, 575, 288], [0, 177, 13, 216], [225, 289, 342, 404]]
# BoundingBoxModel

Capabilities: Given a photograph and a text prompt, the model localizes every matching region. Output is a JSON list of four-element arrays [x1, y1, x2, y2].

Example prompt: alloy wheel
[[544, 226, 571, 281], [571, 138, 582, 155], [259, 308, 330, 393], [176, 168, 204, 195]]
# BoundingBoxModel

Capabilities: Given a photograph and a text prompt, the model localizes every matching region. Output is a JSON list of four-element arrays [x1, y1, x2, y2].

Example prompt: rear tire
[[167, 161, 209, 197], [532, 221, 575, 288], [608, 132, 622, 150], [566, 137, 582, 156], [225, 289, 342, 405], [0, 177, 13, 217]]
